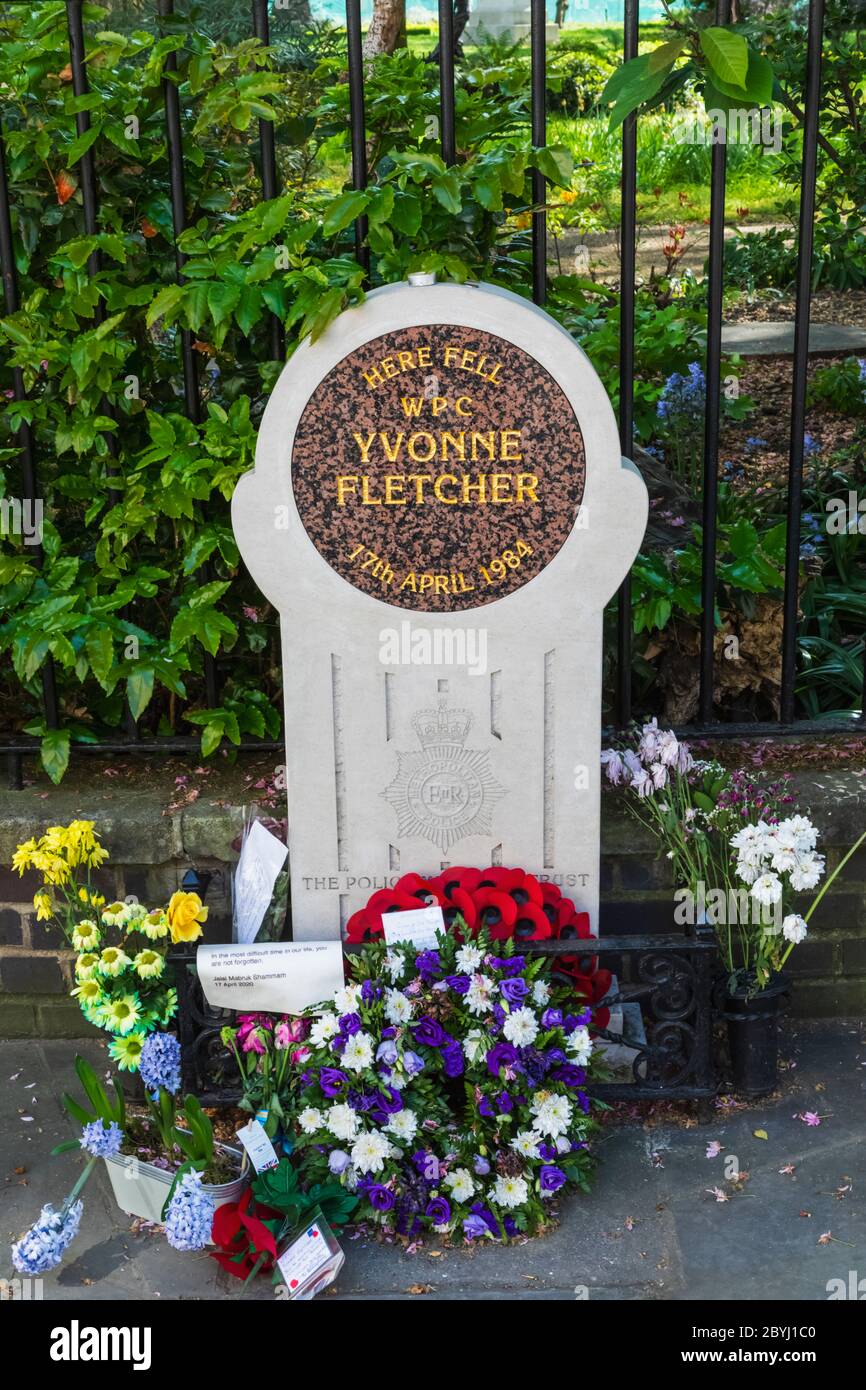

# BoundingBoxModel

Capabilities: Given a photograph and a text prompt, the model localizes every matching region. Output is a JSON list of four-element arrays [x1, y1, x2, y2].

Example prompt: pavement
[[2, 1022, 864, 1302]]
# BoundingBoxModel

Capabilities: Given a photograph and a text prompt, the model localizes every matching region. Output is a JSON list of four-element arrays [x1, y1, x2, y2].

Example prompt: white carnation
[[443, 1167, 475, 1203], [567, 1024, 592, 1066], [385, 1108, 418, 1143], [789, 852, 824, 892], [455, 943, 484, 973], [750, 872, 783, 907], [350, 1131, 393, 1174]]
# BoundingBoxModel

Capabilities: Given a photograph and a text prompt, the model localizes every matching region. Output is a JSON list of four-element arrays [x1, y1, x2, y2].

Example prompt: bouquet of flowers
[[289, 930, 599, 1243], [220, 1013, 311, 1138], [603, 721, 865, 991], [12, 820, 208, 1069]]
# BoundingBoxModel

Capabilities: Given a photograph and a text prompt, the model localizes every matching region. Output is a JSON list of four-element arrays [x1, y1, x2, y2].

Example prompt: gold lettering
[[471, 431, 496, 461], [490, 473, 513, 503], [378, 431, 404, 463], [400, 397, 424, 417], [352, 431, 375, 463], [361, 477, 382, 506], [384, 475, 406, 505], [455, 396, 472, 416], [516, 473, 539, 502], [336, 476, 358, 505], [433, 474, 458, 503], [407, 432, 437, 463], [500, 429, 522, 461], [461, 475, 487, 503], [440, 431, 466, 461]]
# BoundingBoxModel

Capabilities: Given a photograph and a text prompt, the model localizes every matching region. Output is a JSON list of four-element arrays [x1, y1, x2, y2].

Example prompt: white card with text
[[236, 1119, 279, 1173], [233, 819, 288, 945], [197, 940, 344, 1014], [382, 904, 445, 950]]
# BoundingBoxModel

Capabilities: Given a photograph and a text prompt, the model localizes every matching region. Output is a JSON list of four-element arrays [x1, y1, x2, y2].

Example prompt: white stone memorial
[[232, 278, 647, 939]]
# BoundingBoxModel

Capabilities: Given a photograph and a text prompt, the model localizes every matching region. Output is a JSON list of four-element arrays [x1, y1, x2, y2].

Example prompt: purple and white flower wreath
[[289, 929, 600, 1243]]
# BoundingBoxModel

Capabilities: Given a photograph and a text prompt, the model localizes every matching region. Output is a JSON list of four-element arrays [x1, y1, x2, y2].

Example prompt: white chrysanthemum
[[502, 1006, 539, 1047], [350, 1131, 393, 1174], [750, 872, 783, 907], [492, 1174, 529, 1209], [309, 1012, 340, 1047], [333, 982, 362, 1014], [465, 974, 496, 1016], [455, 943, 484, 973], [342, 1031, 375, 1073], [298, 1106, 324, 1135], [326, 1103, 360, 1141], [384, 987, 413, 1025], [730, 822, 771, 856], [510, 1128, 542, 1158], [789, 852, 824, 892], [385, 1108, 418, 1143], [532, 979, 551, 1006], [463, 1028, 487, 1064], [443, 1167, 475, 1203], [384, 951, 405, 982], [567, 1024, 592, 1066], [782, 914, 808, 944], [530, 1090, 573, 1137]]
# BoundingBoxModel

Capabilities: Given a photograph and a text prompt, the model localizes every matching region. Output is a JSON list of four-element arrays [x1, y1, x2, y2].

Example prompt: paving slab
[[1, 1022, 862, 1301], [720, 322, 866, 357]]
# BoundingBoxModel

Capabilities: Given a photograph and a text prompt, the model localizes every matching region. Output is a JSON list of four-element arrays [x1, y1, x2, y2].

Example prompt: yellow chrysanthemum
[[123, 901, 148, 929], [101, 994, 142, 1036], [71, 978, 104, 1009], [12, 839, 36, 874], [75, 952, 100, 980], [72, 919, 101, 951], [133, 949, 164, 980], [140, 910, 169, 941], [109, 1031, 145, 1071], [101, 901, 132, 927], [166, 891, 208, 944], [98, 945, 131, 977]]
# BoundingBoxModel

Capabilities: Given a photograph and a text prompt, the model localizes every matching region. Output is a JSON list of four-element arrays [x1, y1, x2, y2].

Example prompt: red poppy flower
[[393, 873, 439, 903], [210, 1189, 282, 1280], [431, 866, 484, 899], [512, 902, 552, 941], [345, 907, 384, 944], [472, 888, 517, 939], [440, 888, 477, 937]]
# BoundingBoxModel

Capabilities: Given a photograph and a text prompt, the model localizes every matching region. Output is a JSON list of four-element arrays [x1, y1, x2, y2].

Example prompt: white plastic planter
[[104, 1145, 246, 1225]]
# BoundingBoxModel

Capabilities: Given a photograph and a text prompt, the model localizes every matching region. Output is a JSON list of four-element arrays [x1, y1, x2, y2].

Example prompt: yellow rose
[[166, 891, 208, 944]]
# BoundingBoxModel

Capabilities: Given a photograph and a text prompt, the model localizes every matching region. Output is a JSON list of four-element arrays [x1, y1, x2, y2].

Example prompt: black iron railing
[[0, 0, 852, 791]]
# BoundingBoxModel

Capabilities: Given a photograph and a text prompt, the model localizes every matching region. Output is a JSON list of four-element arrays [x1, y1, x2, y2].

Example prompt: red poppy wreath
[[345, 867, 611, 1031]]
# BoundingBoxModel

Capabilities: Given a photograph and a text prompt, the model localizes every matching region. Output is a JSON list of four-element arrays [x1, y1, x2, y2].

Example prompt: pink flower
[[274, 1022, 292, 1050], [290, 1046, 311, 1065], [799, 1111, 821, 1126], [706, 1140, 722, 1158], [242, 1028, 267, 1055]]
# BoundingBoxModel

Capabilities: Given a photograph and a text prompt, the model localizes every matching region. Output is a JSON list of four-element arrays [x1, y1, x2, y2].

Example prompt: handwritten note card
[[382, 904, 445, 951]]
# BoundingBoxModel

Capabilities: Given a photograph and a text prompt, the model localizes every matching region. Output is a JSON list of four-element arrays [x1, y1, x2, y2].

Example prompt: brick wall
[[0, 769, 864, 1036]]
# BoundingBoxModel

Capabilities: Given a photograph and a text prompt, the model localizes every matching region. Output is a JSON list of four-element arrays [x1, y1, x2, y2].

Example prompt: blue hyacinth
[[139, 1031, 182, 1098], [164, 1170, 214, 1251], [80, 1119, 124, 1159], [11, 1200, 83, 1275], [656, 362, 706, 425]]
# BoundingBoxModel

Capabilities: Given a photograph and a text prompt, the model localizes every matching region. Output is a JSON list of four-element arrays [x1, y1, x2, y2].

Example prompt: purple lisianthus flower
[[550, 1063, 585, 1088], [412, 1150, 440, 1181], [539, 1165, 567, 1194], [361, 980, 376, 1004], [415, 950, 441, 979], [537, 1141, 557, 1161], [367, 1184, 395, 1212], [545, 1047, 567, 1065], [319, 1066, 347, 1098], [425, 1195, 451, 1227], [413, 1017, 446, 1048], [441, 1041, 464, 1078], [446, 974, 470, 994], [328, 1149, 351, 1174], [375, 1085, 403, 1115], [487, 955, 526, 976], [500, 978, 529, 1005], [330, 1036, 346, 1055], [376, 1040, 398, 1067], [339, 1012, 362, 1036], [497, 1091, 514, 1114], [486, 1041, 518, 1076], [463, 1214, 489, 1240], [519, 1047, 548, 1082], [478, 1095, 495, 1118], [473, 1154, 491, 1176], [469, 1202, 500, 1237], [578, 1092, 591, 1114], [492, 1003, 506, 1028], [347, 1088, 375, 1112], [503, 1215, 518, 1238], [403, 1049, 425, 1075], [381, 1026, 397, 1039], [541, 1007, 563, 1029]]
